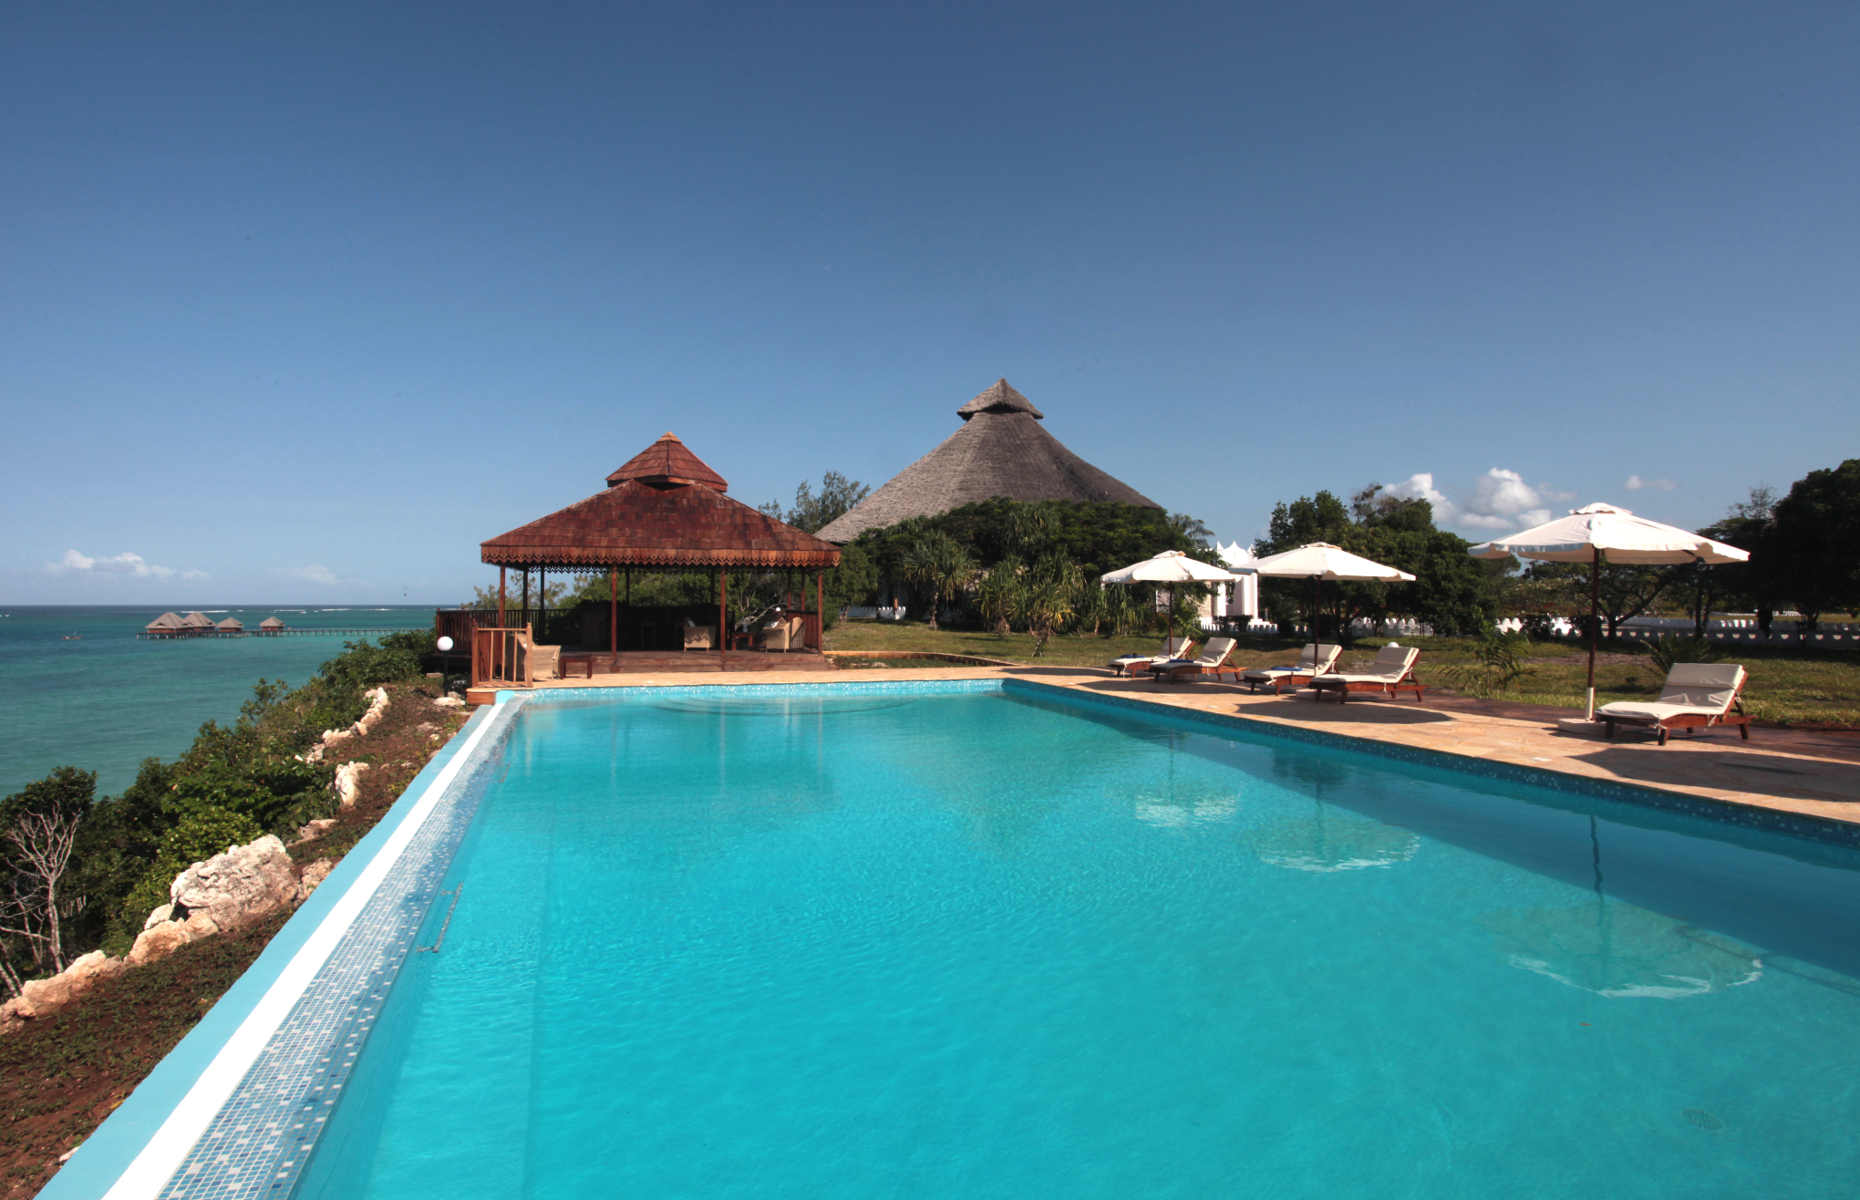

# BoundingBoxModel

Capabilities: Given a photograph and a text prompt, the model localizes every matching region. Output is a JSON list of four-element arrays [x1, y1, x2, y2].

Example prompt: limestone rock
[[169, 834, 300, 931], [352, 687, 390, 736], [13, 973, 76, 1018], [143, 902, 174, 930], [294, 817, 338, 844], [333, 761, 370, 808], [128, 920, 199, 965], [66, 949, 120, 983], [433, 695, 465, 709], [300, 858, 336, 894]]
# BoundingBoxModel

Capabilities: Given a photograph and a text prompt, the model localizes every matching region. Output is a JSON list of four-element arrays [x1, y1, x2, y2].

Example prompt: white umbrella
[[1469, 503, 1749, 718], [1250, 542, 1415, 644], [1099, 549, 1240, 585], [1101, 550, 1238, 639]]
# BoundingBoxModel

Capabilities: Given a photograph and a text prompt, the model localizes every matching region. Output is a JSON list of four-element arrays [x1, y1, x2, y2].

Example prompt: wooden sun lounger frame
[[1307, 652, 1424, 704], [1600, 678, 1752, 746]]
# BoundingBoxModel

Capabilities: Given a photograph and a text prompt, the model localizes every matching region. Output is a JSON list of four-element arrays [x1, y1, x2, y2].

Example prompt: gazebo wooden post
[[816, 571, 824, 651], [718, 568, 728, 668], [609, 570, 618, 652], [520, 569, 530, 630], [538, 567, 546, 640], [498, 567, 506, 625]]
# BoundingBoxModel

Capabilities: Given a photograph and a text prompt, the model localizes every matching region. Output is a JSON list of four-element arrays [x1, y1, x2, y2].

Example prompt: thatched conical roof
[[145, 611, 185, 631], [216, 617, 244, 631], [259, 617, 286, 630], [816, 379, 1159, 543], [180, 611, 214, 628], [483, 432, 841, 569]]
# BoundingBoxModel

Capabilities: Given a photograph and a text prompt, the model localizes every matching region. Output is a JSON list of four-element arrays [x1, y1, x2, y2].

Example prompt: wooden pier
[[137, 627, 412, 640]]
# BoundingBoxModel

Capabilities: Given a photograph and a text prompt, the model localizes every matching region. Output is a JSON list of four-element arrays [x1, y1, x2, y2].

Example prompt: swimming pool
[[59, 681, 1860, 1198]]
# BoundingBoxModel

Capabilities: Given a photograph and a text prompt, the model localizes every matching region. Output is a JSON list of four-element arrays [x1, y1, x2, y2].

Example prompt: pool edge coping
[[37, 698, 517, 1200]]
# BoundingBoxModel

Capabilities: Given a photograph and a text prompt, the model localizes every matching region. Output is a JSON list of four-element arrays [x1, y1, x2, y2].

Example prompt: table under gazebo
[[466, 432, 841, 686]]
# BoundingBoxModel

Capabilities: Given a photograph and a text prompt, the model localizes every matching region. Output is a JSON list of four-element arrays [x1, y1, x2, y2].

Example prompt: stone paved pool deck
[[515, 665, 1860, 827]]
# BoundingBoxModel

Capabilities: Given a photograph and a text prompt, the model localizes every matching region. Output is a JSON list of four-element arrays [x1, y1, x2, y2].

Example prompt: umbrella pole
[[1587, 550, 1600, 720]]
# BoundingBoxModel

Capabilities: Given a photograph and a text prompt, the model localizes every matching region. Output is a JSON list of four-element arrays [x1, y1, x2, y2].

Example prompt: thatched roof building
[[259, 617, 286, 631], [483, 433, 840, 570], [479, 432, 842, 657], [180, 611, 215, 630], [815, 379, 1161, 543], [216, 617, 244, 633], [145, 611, 185, 633]]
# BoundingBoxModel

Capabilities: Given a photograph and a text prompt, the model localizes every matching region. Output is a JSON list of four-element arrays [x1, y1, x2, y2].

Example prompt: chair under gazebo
[[470, 432, 841, 688]]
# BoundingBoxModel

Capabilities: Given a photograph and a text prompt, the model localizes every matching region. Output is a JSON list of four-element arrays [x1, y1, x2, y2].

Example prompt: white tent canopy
[[1216, 542, 1260, 620], [1468, 502, 1748, 718]]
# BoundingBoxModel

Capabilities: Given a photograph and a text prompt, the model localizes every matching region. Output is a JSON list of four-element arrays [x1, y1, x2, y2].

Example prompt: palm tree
[[1021, 554, 1081, 656], [977, 558, 1025, 635], [902, 532, 975, 630]]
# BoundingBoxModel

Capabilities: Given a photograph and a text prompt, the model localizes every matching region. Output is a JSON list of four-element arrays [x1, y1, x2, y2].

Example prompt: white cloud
[[44, 548, 202, 580], [1379, 472, 1456, 522], [1458, 467, 1554, 531], [1624, 474, 1676, 492], [278, 564, 345, 586]]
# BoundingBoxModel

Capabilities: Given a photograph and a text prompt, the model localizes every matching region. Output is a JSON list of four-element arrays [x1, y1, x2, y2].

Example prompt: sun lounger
[[1241, 643, 1341, 694], [1109, 636, 1194, 677], [1153, 637, 1238, 683], [1597, 663, 1750, 745], [525, 642, 560, 683], [1308, 644, 1422, 703]]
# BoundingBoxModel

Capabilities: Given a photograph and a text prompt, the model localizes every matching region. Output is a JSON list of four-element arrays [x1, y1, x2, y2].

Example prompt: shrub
[[110, 807, 265, 952], [1643, 636, 1718, 674], [1440, 631, 1530, 697]]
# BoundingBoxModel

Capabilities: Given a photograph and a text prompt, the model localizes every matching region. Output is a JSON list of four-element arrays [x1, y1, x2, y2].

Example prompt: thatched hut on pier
[[258, 617, 286, 635], [180, 611, 215, 634], [816, 378, 1161, 543], [145, 612, 186, 637], [216, 617, 244, 635]]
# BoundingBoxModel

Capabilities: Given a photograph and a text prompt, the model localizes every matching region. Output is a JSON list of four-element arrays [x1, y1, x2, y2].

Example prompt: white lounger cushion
[[1111, 637, 1191, 667], [1160, 637, 1236, 670], [1242, 643, 1340, 681], [1327, 644, 1419, 683], [1598, 664, 1745, 722]]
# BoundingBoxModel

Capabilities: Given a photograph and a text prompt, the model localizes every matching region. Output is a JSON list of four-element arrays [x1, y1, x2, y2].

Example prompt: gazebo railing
[[472, 625, 533, 688]]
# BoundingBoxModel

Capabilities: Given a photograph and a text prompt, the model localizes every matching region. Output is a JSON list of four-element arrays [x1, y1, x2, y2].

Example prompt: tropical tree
[[760, 471, 870, 534], [977, 558, 1025, 635], [0, 768, 95, 991], [1767, 459, 1860, 630], [1021, 554, 1082, 655], [901, 531, 975, 629]]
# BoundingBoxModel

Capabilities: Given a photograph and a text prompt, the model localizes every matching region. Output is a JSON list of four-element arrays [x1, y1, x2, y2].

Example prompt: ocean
[[0, 605, 438, 799]]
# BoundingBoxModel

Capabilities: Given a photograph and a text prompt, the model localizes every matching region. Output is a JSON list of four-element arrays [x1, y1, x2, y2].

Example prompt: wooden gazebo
[[477, 432, 841, 679]]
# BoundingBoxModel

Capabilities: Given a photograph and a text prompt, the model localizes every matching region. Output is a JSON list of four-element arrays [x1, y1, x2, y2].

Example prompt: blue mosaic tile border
[[1004, 679, 1860, 849], [154, 698, 527, 1200]]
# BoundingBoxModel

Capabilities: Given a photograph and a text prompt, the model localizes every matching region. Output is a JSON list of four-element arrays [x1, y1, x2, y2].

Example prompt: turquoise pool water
[[298, 689, 1860, 1198]]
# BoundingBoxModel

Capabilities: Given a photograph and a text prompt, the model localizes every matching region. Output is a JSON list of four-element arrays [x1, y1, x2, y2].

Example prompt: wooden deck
[[467, 649, 833, 704]]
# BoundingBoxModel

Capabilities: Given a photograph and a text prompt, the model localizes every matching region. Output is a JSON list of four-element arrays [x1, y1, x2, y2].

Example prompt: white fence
[[840, 605, 909, 622]]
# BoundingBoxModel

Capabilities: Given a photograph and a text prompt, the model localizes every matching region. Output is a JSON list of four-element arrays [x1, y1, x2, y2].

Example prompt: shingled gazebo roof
[[816, 378, 1159, 543], [482, 433, 841, 570]]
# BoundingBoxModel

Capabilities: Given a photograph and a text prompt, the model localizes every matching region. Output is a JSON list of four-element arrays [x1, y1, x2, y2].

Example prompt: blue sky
[[5, 1, 1855, 604]]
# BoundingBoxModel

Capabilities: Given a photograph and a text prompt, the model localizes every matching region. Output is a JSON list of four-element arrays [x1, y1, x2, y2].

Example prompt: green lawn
[[822, 621, 1860, 728]]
